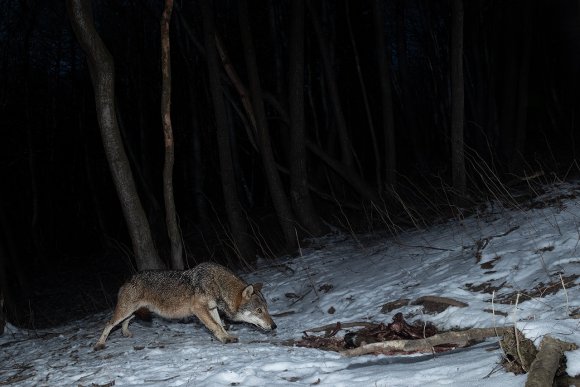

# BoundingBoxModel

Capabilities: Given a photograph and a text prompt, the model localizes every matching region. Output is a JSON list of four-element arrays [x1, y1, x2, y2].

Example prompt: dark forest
[[1, 0, 579, 329]]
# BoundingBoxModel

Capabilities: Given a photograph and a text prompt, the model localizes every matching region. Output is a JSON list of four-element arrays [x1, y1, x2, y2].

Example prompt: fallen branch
[[341, 326, 512, 357], [413, 295, 468, 308], [525, 335, 577, 387]]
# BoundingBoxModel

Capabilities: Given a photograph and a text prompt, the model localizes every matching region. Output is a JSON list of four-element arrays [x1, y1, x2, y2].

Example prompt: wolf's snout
[[271, 322, 277, 330]]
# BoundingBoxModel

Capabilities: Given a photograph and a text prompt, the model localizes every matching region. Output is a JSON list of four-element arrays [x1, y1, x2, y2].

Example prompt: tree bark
[[451, 0, 466, 199], [288, 0, 327, 237], [372, 0, 397, 189], [160, 0, 183, 270], [199, 0, 255, 261], [67, 0, 164, 271], [238, 0, 298, 250]]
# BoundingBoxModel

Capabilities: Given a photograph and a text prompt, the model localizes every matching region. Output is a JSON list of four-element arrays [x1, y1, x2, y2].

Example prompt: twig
[[514, 293, 527, 372], [559, 273, 570, 316], [394, 242, 454, 252], [144, 375, 179, 383]]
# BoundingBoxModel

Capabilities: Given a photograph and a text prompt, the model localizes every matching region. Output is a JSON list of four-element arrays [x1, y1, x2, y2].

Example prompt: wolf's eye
[[256, 308, 263, 314]]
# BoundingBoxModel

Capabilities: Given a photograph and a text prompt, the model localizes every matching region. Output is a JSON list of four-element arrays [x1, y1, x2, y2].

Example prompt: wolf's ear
[[242, 284, 254, 300], [242, 283, 264, 299]]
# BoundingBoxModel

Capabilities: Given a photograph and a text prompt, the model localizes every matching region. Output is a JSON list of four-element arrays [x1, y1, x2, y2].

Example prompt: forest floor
[[1, 181, 580, 386]]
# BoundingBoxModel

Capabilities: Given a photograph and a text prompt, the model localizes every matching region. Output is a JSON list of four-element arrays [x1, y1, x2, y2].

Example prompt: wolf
[[94, 262, 276, 350]]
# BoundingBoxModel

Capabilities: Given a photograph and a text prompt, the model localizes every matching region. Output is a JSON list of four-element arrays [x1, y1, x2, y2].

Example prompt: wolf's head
[[233, 283, 277, 331]]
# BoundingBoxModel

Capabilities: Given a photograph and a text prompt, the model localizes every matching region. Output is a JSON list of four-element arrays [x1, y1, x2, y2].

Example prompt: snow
[[2, 183, 580, 386]]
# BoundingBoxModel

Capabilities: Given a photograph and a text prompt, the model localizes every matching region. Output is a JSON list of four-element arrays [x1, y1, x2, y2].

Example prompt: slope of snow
[[2, 183, 579, 386]]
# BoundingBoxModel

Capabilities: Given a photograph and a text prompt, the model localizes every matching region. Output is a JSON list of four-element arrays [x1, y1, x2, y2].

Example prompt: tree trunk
[[267, 0, 284, 99], [346, 0, 381, 189], [174, 12, 210, 226], [510, 3, 533, 173], [160, 0, 184, 270], [396, 0, 424, 173], [188, 80, 210, 227], [238, 0, 297, 249], [0, 191, 27, 326], [499, 4, 518, 169], [21, 7, 44, 266], [451, 0, 466, 199], [199, 0, 255, 262], [67, 0, 164, 271], [288, 0, 327, 237], [306, 1, 354, 169], [265, 92, 381, 204], [372, 0, 397, 189]]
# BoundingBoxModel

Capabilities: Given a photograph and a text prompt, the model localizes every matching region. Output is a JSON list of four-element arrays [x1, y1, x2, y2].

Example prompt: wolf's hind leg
[[121, 315, 136, 337], [94, 305, 138, 350]]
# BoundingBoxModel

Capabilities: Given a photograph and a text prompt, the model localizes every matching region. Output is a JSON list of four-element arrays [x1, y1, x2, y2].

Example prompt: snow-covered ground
[[2, 182, 580, 386]]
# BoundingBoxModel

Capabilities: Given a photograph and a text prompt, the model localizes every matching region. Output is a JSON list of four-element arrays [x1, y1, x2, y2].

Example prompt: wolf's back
[[183, 262, 247, 299]]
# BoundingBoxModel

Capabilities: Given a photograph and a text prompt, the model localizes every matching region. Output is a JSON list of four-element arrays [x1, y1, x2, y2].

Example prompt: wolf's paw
[[94, 343, 106, 351], [224, 335, 239, 344], [122, 330, 133, 338], [217, 334, 238, 344]]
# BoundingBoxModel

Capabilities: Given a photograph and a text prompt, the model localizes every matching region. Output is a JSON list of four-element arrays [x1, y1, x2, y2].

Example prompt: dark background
[[1, 0, 580, 328]]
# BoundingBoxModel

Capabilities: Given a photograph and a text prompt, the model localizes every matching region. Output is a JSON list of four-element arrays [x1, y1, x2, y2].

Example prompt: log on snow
[[525, 335, 577, 387]]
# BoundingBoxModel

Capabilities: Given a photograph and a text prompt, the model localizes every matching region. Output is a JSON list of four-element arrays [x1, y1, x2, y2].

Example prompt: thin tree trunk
[[451, 0, 466, 199], [22, 8, 44, 266], [188, 81, 209, 227], [238, 0, 297, 249], [67, 0, 163, 271], [396, 0, 423, 172], [199, 0, 255, 262], [372, 0, 397, 189], [160, 0, 183, 270], [499, 5, 518, 168], [0, 191, 27, 326], [174, 11, 210, 226], [289, 0, 327, 237], [268, 0, 284, 99], [346, 0, 381, 189], [306, 1, 354, 169], [266, 92, 381, 204], [510, 4, 533, 173]]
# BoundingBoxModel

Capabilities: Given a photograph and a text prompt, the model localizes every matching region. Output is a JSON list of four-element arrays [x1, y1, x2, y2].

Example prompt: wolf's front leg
[[195, 307, 238, 343], [208, 301, 224, 328]]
